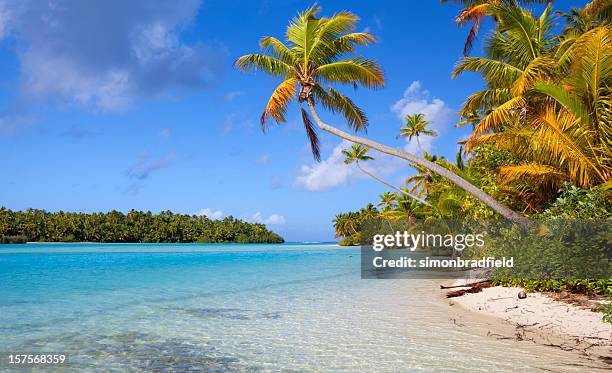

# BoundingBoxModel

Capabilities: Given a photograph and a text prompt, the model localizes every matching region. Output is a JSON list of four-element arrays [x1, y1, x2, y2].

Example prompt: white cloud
[[295, 140, 401, 191], [391, 81, 453, 154], [251, 212, 286, 225], [198, 208, 223, 220], [1, 0, 225, 111], [295, 140, 354, 191]]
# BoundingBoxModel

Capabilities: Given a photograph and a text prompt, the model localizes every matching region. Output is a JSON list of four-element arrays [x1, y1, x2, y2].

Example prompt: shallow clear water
[[0, 243, 600, 372]]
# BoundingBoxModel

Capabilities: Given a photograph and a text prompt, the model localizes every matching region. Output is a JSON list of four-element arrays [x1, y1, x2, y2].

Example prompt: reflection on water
[[0, 244, 607, 372]]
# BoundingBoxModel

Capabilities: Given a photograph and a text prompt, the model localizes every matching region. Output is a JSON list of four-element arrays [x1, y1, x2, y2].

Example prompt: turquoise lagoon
[[0, 243, 595, 372]]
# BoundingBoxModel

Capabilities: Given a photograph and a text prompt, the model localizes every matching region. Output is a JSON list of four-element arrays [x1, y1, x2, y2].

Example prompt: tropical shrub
[[540, 183, 611, 219], [599, 299, 612, 324]]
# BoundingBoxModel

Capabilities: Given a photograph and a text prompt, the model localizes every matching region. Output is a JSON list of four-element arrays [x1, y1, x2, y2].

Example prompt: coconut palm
[[332, 213, 353, 238], [405, 152, 442, 197], [234, 5, 382, 161], [388, 192, 425, 225], [454, 2, 611, 195], [399, 113, 438, 153], [453, 2, 558, 137], [377, 191, 398, 210], [359, 204, 380, 221], [342, 144, 431, 206], [235, 4, 530, 227]]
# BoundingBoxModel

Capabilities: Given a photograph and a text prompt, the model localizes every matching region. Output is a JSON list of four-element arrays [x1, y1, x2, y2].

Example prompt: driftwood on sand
[[440, 280, 490, 289], [445, 282, 492, 298]]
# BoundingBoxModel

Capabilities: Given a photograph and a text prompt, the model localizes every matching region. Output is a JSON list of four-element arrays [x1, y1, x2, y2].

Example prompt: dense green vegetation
[[327, 1, 611, 320], [0, 208, 284, 244], [333, 0, 610, 243]]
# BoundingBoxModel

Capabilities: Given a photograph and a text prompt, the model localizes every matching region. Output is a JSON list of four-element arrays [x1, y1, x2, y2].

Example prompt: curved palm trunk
[[307, 98, 531, 229], [355, 161, 431, 207]]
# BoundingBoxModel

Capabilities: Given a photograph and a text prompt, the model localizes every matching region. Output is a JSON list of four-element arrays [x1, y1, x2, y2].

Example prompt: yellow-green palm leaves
[[453, 3, 557, 136], [377, 191, 398, 210], [453, 2, 611, 194], [405, 152, 441, 197], [399, 113, 438, 145], [442, 0, 552, 55], [234, 5, 384, 161], [341, 144, 373, 164]]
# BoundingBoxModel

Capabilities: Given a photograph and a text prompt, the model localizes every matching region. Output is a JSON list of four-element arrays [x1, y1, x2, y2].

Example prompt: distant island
[[0, 208, 284, 244]]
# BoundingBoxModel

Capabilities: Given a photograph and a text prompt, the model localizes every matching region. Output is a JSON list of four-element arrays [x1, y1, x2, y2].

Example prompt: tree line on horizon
[[0, 208, 284, 244]]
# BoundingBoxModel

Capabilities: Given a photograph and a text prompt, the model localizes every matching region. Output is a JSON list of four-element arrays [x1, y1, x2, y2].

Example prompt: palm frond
[[313, 85, 368, 131], [472, 95, 526, 136], [309, 11, 360, 63], [259, 36, 295, 64], [233, 54, 293, 77], [286, 5, 321, 64], [460, 88, 512, 116], [564, 26, 611, 128], [301, 108, 321, 161], [452, 57, 522, 85], [511, 56, 558, 95], [261, 78, 298, 129], [498, 164, 567, 185], [315, 58, 384, 89], [456, 3, 490, 55], [532, 82, 592, 128]]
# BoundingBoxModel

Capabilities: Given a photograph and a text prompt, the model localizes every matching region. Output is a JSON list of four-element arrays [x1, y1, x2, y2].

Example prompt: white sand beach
[[445, 284, 612, 362]]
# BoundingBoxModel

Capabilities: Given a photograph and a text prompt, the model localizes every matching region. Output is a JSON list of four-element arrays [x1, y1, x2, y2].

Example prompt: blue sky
[[0, 0, 583, 241]]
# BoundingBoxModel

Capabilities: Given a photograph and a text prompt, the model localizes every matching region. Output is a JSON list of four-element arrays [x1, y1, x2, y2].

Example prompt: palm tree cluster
[[329, 1, 610, 244], [237, 2, 610, 237], [236, 4, 528, 226], [452, 0, 611, 207], [333, 204, 378, 245]]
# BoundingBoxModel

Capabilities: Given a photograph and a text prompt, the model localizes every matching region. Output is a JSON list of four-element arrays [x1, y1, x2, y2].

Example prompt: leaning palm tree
[[235, 4, 530, 227], [342, 144, 430, 206], [399, 113, 438, 153]]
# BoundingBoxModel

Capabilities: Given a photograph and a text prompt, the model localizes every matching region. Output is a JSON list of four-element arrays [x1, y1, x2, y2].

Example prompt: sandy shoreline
[[442, 283, 612, 365]]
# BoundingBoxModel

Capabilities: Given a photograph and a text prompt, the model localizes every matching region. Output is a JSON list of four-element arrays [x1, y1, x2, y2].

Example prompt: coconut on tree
[[234, 4, 530, 228]]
